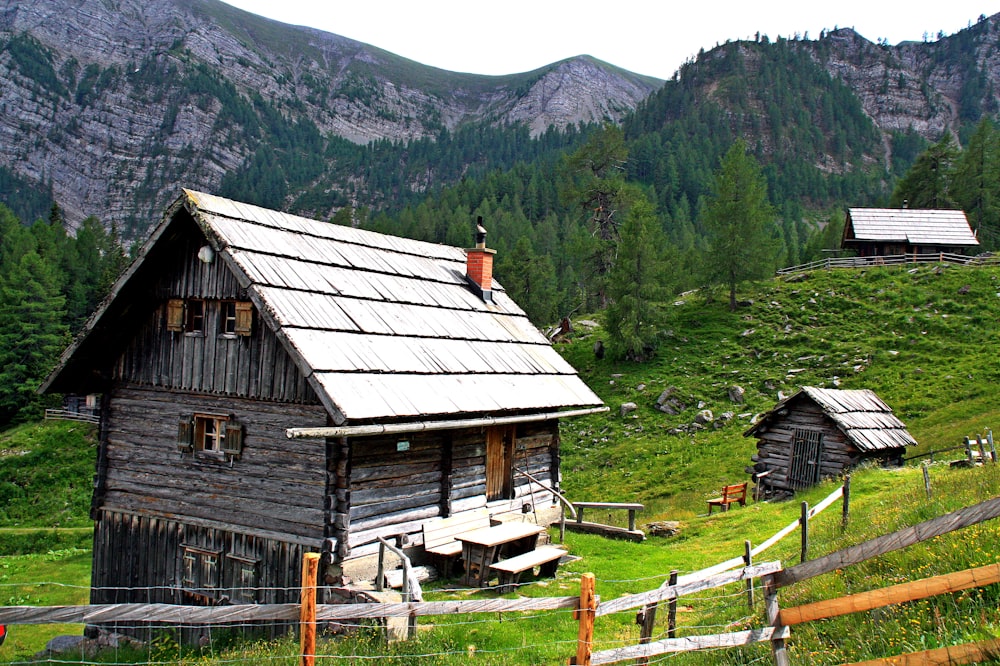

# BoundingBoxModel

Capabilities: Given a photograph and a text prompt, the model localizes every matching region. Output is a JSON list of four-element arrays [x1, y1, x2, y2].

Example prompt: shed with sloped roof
[[841, 208, 979, 257], [42, 190, 603, 615], [744, 387, 916, 497]]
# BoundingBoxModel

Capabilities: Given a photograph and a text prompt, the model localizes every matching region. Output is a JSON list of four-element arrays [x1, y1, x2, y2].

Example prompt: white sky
[[221, 1, 994, 79]]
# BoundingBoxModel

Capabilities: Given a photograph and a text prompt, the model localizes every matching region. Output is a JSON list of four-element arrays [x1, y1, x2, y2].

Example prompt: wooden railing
[[777, 252, 1000, 275], [43, 409, 99, 424], [560, 501, 645, 543]]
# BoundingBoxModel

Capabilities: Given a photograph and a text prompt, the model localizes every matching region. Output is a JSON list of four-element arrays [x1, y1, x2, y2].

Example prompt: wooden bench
[[707, 482, 748, 515], [489, 546, 566, 593], [421, 508, 491, 577]]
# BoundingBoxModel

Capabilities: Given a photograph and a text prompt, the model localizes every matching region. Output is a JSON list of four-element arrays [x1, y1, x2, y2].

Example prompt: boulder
[[620, 402, 638, 417], [728, 385, 745, 404], [645, 521, 681, 537], [694, 409, 714, 425]]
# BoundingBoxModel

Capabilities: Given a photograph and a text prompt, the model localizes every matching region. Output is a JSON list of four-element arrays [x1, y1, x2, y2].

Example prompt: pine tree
[[605, 195, 668, 360], [0, 248, 68, 424], [890, 135, 959, 209], [702, 139, 780, 311], [951, 119, 1000, 249]]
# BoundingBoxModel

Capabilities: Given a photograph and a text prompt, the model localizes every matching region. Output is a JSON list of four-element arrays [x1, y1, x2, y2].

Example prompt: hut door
[[486, 425, 516, 501], [789, 428, 824, 489]]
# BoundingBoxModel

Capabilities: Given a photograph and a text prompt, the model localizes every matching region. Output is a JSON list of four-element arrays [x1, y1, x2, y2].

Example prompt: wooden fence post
[[572, 573, 596, 665], [988, 429, 996, 462], [800, 502, 809, 564], [560, 504, 566, 544], [841, 475, 851, 531], [744, 540, 754, 610], [965, 436, 974, 464], [299, 552, 320, 666], [666, 569, 679, 638], [922, 462, 932, 500], [635, 598, 657, 666], [763, 574, 789, 666]]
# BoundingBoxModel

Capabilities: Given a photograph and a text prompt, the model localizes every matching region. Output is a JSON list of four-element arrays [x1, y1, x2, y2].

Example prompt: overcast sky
[[220, 1, 993, 80]]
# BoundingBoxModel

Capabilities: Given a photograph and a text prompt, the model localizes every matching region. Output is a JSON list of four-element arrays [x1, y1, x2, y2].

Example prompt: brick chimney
[[466, 217, 496, 303]]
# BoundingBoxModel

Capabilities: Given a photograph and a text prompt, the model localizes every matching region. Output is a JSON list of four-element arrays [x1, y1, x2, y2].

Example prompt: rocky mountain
[[1, 1, 999, 235], [0, 0, 660, 229]]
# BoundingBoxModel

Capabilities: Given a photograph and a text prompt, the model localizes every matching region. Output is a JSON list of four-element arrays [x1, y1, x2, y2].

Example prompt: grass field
[[3, 262, 1000, 663]]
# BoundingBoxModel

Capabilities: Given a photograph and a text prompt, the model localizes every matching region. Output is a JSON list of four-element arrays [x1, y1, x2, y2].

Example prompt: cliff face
[[0, 0, 660, 227], [2, 0, 998, 231]]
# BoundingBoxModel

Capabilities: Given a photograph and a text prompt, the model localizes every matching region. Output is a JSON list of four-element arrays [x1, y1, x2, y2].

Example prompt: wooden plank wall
[[91, 510, 303, 640], [112, 229, 316, 403], [102, 385, 329, 543], [754, 402, 856, 493]]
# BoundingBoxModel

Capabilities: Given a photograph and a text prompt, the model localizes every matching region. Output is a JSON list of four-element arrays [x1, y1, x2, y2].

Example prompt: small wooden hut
[[42, 190, 604, 615], [841, 208, 979, 257], [744, 387, 916, 497]]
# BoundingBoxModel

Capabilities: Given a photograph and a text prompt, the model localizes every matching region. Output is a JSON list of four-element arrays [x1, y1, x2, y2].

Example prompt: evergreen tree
[[560, 124, 630, 308], [605, 195, 668, 360], [0, 243, 68, 423], [889, 135, 959, 209], [702, 139, 780, 311], [951, 118, 1000, 249]]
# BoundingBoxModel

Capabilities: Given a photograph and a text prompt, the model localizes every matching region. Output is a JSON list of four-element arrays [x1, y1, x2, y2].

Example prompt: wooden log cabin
[[42, 190, 604, 613], [841, 208, 979, 257], [744, 387, 916, 497]]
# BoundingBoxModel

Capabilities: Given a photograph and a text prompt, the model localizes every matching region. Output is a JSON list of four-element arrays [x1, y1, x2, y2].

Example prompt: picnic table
[[457, 522, 545, 587]]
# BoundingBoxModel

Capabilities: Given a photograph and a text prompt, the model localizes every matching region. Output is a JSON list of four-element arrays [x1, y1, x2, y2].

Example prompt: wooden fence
[[776, 252, 1000, 276], [3, 490, 1000, 665], [42, 408, 99, 424]]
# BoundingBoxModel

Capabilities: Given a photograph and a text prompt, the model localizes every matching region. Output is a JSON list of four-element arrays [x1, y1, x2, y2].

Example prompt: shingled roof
[[745, 386, 917, 452], [44, 190, 603, 424], [844, 208, 979, 247]]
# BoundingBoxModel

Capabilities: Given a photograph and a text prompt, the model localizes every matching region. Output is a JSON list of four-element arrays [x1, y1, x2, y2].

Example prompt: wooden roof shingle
[[745, 386, 916, 452], [844, 208, 979, 247], [43, 190, 603, 425]]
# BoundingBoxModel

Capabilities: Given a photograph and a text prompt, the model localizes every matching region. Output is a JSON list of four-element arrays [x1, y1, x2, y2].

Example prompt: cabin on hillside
[[744, 387, 916, 497], [841, 208, 979, 257], [42, 190, 604, 615]]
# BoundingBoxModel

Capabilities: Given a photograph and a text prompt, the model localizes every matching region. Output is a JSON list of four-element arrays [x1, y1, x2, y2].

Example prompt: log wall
[[753, 402, 858, 494], [343, 421, 560, 559], [100, 385, 329, 543]]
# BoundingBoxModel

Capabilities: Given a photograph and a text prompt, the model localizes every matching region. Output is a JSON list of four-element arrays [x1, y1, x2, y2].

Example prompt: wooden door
[[486, 425, 516, 501], [789, 428, 824, 489]]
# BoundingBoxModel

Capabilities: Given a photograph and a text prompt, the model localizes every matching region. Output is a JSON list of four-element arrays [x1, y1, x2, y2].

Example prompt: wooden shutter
[[235, 301, 253, 336], [166, 299, 185, 332], [223, 421, 244, 457], [177, 417, 193, 452]]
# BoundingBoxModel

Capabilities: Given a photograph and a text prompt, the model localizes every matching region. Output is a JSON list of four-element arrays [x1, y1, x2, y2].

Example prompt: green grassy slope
[[558, 263, 1000, 519]]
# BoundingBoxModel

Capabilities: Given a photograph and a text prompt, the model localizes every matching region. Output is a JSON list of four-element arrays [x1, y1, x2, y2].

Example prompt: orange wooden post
[[299, 552, 321, 666], [571, 573, 597, 665]]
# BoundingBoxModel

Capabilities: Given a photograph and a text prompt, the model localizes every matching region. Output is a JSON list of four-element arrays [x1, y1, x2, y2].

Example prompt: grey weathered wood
[[590, 627, 791, 665], [763, 574, 790, 666], [596, 561, 783, 617], [666, 570, 678, 639], [774, 495, 1000, 588]]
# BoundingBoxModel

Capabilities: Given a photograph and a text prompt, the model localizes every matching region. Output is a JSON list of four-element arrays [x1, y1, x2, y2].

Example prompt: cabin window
[[220, 300, 254, 337], [181, 546, 220, 593], [186, 299, 205, 333], [789, 428, 824, 489], [221, 301, 237, 335], [225, 554, 259, 604], [486, 425, 516, 501], [178, 414, 244, 459], [195, 414, 227, 454]]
